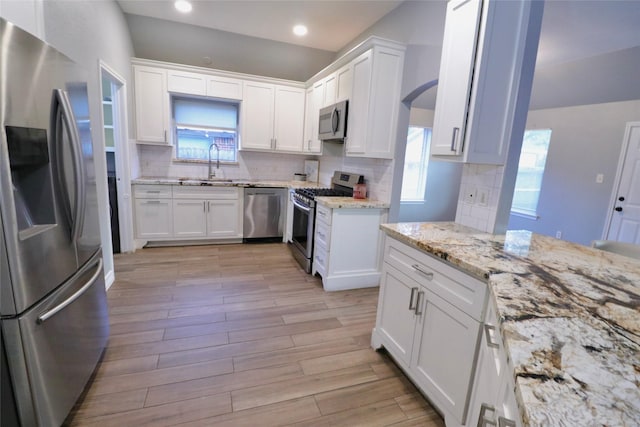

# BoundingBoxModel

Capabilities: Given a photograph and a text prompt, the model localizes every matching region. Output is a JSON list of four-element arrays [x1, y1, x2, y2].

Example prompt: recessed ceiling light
[[293, 24, 308, 37], [174, 0, 192, 13]]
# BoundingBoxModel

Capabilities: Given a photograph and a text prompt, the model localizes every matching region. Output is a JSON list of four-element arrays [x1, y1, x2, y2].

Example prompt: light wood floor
[[65, 243, 445, 426]]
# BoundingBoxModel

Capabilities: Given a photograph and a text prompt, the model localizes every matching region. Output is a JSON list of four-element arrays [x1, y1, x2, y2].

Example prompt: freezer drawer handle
[[37, 258, 103, 324]]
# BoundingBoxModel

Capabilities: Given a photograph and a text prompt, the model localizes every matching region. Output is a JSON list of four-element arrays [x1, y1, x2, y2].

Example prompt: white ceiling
[[117, 0, 405, 52]]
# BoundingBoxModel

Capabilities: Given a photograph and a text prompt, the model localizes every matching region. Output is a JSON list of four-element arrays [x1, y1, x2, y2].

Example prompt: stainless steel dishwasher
[[243, 187, 286, 241]]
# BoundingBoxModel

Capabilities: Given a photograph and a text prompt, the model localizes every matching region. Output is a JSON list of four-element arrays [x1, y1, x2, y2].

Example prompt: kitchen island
[[377, 222, 639, 426]]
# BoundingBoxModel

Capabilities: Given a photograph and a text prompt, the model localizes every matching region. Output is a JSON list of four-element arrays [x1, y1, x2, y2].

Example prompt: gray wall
[[125, 13, 335, 82], [508, 100, 640, 245]]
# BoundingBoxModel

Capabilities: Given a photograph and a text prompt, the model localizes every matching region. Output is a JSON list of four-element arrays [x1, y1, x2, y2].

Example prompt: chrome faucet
[[208, 142, 220, 179]]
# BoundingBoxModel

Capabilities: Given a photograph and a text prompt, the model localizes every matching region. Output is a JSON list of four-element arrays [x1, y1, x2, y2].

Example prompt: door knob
[[618, 196, 625, 202], [615, 207, 623, 212]]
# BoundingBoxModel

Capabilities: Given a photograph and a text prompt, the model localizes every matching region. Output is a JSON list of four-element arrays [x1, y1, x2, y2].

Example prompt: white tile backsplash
[[318, 143, 394, 202], [455, 163, 504, 233], [138, 145, 310, 181]]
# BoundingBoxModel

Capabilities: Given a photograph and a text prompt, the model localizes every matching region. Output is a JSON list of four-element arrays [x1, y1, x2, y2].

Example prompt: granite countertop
[[316, 196, 390, 209], [380, 221, 640, 426], [132, 177, 326, 189]]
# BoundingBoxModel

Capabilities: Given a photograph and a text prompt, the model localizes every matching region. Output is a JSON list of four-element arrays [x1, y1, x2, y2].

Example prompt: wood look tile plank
[[176, 397, 321, 427], [224, 301, 329, 321], [103, 331, 228, 361], [87, 358, 233, 396], [228, 318, 342, 343], [291, 322, 375, 346], [92, 355, 159, 378], [289, 398, 408, 427], [68, 389, 147, 421], [313, 377, 415, 415], [232, 338, 362, 373], [162, 315, 284, 340], [282, 304, 377, 324], [107, 330, 165, 347], [71, 393, 232, 427], [145, 363, 303, 406], [157, 335, 294, 369], [168, 299, 277, 318], [394, 393, 443, 421], [67, 243, 444, 427], [108, 312, 226, 335], [230, 365, 379, 411], [299, 348, 386, 376]]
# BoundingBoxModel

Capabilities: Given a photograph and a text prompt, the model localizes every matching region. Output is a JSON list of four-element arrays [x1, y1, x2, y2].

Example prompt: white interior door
[[606, 122, 640, 243]]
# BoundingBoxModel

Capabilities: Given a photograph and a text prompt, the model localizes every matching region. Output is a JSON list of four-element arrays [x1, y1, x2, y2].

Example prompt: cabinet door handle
[[484, 324, 500, 349], [478, 403, 497, 427], [414, 291, 424, 315], [450, 127, 459, 152], [164, 130, 167, 142], [412, 264, 433, 280], [408, 287, 418, 310], [498, 417, 516, 427]]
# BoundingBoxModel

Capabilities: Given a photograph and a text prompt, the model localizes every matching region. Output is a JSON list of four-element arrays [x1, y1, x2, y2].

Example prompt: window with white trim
[[511, 129, 552, 217], [401, 127, 432, 202], [173, 97, 239, 162]]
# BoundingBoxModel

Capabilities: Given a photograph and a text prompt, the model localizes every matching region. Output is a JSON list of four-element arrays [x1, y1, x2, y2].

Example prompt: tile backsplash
[[137, 143, 395, 203], [137, 145, 309, 181], [455, 163, 504, 233], [318, 143, 394, 202]]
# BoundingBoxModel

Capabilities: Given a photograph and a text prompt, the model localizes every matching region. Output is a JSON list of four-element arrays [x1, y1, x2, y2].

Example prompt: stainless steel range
[[289, 171, 364, 273]]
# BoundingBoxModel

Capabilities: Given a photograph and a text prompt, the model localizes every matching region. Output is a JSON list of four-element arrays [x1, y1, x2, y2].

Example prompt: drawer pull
[[478, 403, 497, 427], [414, 291, 424, 315], [146, 190, 161, 193], [408, 287, 418, 310], [498, 417, 516, 427], [145, 200, 160, 204], [484, 324, 500, 349], [412, 264, 433, 280]]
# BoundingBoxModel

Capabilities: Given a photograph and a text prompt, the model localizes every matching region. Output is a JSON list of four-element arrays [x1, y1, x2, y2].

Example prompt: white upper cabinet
[[167, 70, 207, 96], [323, 73, 337, 107], [240, 81, 305, 153], [346, 45, 404, 159], [431, 0, 482, 158], [345, 50, 372, 156], [335, 63, 353, 103], [207, 75, 243, 100], [133, 65, 170, 144], [274, 85, 305, 152], [431, 0, 544, 164], [241, 81, 275, 151], [302, 82, 323, 154]]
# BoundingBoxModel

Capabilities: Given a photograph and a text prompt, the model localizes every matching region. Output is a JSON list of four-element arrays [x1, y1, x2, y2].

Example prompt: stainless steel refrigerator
[[0, 19, 109, 426]]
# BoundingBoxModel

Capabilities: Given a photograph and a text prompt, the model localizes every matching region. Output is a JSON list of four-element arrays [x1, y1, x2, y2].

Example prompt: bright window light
[[511, 129, 552, 216], [401, 127, 431, 202], [174, 0, 192, 13], [293, 25, 308, 36]]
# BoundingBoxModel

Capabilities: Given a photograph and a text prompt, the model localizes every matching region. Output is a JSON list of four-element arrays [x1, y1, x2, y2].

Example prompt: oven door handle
[[292, 198, 311, 213]]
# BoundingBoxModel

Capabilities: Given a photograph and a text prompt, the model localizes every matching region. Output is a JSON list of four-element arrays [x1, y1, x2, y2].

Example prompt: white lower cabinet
[[206, 199, 241, 238], [373, 235, 489, 426], [465, 299, 521, 427], [134, 184, 243, 242], [312, 203, 387, 291], [133, 185, 173, 239]]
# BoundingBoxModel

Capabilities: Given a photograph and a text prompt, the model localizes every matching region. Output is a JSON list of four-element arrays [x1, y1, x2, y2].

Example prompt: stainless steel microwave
[[318, 100, 348, 142]]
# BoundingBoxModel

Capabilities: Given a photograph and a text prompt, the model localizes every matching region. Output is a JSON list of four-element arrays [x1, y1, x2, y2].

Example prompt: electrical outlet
[[596, 173, 604, 184], [464, 187, 476, 204], [477, 188, 490, 207], [555, 231, 562, 239]]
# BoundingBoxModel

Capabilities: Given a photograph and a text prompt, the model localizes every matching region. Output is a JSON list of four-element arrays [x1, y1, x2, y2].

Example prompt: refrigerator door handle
[[37, 258, 102, 324], [52, 89, 86, 243]]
